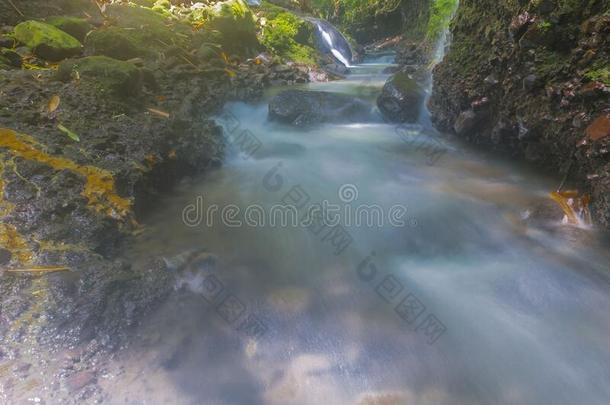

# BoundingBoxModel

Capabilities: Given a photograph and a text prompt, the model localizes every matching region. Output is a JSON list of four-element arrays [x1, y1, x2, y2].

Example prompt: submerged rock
[[376, 72, 426, 123], [13, 20, 82, 61], [268, 90, 371, 127]]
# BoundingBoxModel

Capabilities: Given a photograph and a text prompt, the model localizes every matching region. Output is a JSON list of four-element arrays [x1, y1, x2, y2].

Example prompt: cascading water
[[100, 48, 610, 405], [308, 18, 354, 67]]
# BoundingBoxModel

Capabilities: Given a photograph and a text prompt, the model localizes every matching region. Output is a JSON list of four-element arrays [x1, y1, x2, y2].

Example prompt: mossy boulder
[[56, 56, 142, 98], [104, 3, 171, 30], [377, 72, 426, 123], [13, 20, 82, 61], [45, 16, 93, 42], [93, 4, 191, 57], [85, 27, 148, 60], [153, 0, 171, 10], [206, 0, 261, 55]]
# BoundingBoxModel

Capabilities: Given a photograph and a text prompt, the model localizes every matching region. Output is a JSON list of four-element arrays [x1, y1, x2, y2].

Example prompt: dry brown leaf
[[48, 95, 60, 113], [147, 108, 170, 118]]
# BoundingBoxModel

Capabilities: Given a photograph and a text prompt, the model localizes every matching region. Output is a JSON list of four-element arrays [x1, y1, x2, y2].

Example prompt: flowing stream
[[106, 53, 610, 404]]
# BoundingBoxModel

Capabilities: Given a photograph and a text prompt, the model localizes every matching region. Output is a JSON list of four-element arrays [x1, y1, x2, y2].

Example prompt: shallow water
[[112, 55, 610, 405]]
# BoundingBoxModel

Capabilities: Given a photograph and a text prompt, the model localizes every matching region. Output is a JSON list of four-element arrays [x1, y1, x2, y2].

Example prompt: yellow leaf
[[221, 52, 229, 64], [146, 107, 170, 118], [47, 95, 60, 113], [7, 266, 70, 274], [224, 68, 237, 78]]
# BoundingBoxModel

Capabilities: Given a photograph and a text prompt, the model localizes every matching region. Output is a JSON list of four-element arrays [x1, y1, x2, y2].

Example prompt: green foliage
[[206, 0, 261, 55], [538, 20, 552, 31], [426, 0, 458, 41], [585, 66, 610, 86], [260, 12, 316, 64]]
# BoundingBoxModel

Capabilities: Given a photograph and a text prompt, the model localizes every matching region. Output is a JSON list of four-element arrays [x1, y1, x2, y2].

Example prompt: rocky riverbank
[[0, 0, 332, 398], [429, 0, 610, 228]]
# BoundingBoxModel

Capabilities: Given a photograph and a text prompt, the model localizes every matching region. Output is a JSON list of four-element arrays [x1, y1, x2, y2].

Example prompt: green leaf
[[57, 123, 80, 142]]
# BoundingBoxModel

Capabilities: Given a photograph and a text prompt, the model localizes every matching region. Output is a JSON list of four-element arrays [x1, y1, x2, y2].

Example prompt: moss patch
[[45, 16, 92, 41], [57, 56, 142, 98], [85, 27, 149, 60]]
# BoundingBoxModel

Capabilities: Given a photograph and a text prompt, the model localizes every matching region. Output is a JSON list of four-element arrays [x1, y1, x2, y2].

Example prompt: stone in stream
[[268, 90, 372, 127], [376, 72, 426, 123]]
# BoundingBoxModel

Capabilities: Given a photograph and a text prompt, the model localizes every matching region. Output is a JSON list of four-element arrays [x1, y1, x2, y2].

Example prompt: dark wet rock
[[269, 90, 371, 127], [0, 248, 11, 265], [65, 370, 96, 392], [0, 49, 22, 67], [377, 72, 426, 123], [322, 62, 349, 76], [0, 35, 14, 48], [13, 21, 82, 61], [523, 74, 539, 91], [453, 110, 478, 135]]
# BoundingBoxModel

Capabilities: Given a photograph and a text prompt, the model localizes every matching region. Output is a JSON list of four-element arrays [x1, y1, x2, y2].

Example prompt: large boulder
[[269, 90, 371, 127], [376, 72, 426, 123], [13, 20, 82, 61], [56, 56, 142, 98]]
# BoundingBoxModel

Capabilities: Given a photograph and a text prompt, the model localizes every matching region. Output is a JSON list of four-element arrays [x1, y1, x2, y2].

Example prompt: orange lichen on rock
[[0, 128, 132, 219], [0, 161, 33, 265], [550, 190, 592, 226]]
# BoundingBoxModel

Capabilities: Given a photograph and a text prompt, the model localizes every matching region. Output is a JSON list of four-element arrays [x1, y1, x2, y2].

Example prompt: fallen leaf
[[47, 95, 60, 113], [57, 123, 80, 142], [146, 107, 170, 118], [7, 266, 70, 274], [221, 52, 229, 64], [586, 114, 610, 141], [550, 190, 591, 225]]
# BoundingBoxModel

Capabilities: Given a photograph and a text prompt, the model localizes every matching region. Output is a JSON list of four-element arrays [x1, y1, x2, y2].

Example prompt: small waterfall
[[307, 18, 353, 67], [418, 27, 453, 126]]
